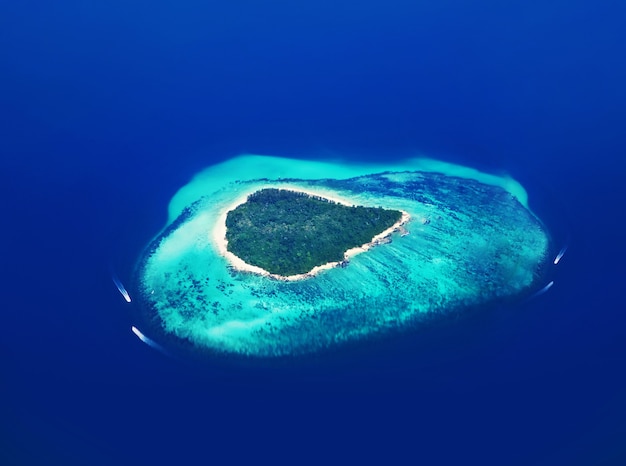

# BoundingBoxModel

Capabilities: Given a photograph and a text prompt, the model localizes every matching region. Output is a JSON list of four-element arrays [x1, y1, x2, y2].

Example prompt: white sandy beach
[[211, 186, 411, 281]]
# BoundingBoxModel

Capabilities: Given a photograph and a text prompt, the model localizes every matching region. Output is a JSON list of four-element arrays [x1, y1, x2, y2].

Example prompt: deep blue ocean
[[1, 1, 625, 465]]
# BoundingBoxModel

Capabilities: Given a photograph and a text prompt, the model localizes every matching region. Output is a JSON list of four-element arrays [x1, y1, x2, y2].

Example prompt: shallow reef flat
[[134, 155, 550, 358]]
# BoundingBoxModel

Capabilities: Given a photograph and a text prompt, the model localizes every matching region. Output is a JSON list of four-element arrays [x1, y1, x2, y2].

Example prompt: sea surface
[[1, 1, 625, 465]]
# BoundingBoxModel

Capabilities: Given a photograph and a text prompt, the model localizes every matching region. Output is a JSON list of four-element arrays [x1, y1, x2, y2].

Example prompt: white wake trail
[[112, 274, 132, 302]]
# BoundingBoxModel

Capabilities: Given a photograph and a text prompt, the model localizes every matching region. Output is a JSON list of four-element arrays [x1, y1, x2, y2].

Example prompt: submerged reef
[[134, 155, 550, 358]]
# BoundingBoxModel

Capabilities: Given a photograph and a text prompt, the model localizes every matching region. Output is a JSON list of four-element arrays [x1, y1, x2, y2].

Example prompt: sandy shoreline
[[211, 185, 411, 281]]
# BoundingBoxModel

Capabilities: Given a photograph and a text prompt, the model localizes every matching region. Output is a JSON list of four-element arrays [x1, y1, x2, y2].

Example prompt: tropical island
[[135, 155, 552, 357], [224, 188, 405, 277]]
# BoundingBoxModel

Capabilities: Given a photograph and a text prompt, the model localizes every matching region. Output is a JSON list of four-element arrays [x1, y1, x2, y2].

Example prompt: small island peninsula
[[225, 188, 405, 277]]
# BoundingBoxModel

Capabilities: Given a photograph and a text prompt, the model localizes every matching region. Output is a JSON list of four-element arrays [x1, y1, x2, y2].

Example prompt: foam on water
[[135, 154, 549, 357]]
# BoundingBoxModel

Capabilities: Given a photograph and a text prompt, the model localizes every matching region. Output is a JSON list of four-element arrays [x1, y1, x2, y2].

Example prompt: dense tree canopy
[[225, 188, 402, 276]]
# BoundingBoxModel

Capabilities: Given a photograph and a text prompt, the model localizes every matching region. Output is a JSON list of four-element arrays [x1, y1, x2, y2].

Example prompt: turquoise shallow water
[[135, 155, 550, 357]]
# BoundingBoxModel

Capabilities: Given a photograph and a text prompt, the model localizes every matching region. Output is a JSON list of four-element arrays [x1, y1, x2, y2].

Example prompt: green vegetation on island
[[225, 188, 403, 276]]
